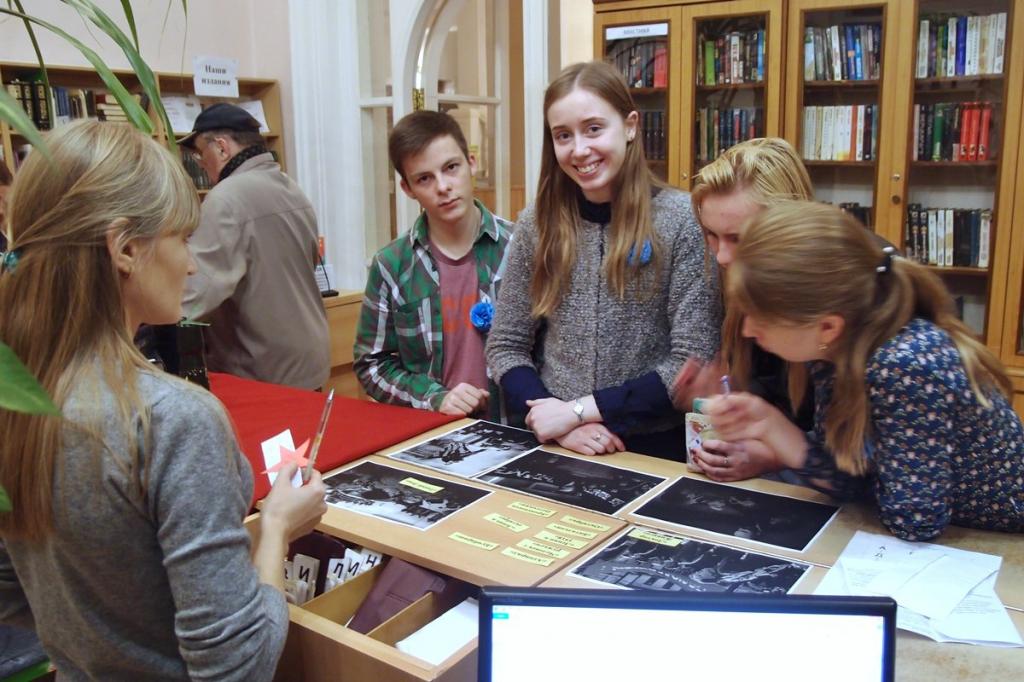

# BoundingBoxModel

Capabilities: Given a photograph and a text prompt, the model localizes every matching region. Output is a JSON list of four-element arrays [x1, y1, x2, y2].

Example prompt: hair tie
[[875, 246, 895, 275], [1, 248, 21, 275], [627, 239, 652, 266]]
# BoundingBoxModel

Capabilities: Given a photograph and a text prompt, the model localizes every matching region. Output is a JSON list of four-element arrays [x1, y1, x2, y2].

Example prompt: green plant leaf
[[0, 342, 59, 416], [119, 0, 140, 51], [0, 86, 48, 155], [0, 485, 10, 513], [60, 0, 174, 151], [12, 0, 52, 111], [0, 8, 154, 134]]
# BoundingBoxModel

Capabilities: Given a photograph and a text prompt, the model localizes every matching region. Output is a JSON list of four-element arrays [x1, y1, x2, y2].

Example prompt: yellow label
[[448, 532, 499, 551], [535, 530, 588, 549], [501, 547, 554, 567], [561, 515, 611, 532], [484, 513, 529, 533], [546, 523, 598, 539], [517, 539, 570, 559], [628, 529, 682, 547], [400, 477, 443, 494], [508, 500, 556, 518]]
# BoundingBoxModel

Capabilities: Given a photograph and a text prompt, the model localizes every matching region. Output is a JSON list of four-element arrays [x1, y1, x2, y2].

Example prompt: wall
[[0, 0, 295, 169]]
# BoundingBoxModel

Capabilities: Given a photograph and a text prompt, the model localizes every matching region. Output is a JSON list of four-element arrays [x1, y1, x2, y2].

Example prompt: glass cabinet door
[[897, 0, 1015, 340], [785, 0, 901, 235], [595, 7, 680, 185], [679, 0, 784, 189]]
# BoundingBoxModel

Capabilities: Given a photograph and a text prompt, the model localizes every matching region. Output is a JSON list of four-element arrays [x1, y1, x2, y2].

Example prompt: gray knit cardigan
[[486, 188, 722, 435]]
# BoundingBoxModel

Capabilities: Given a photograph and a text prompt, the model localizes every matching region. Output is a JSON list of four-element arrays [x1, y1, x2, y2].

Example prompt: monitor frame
[[478, 587, 896, 682]]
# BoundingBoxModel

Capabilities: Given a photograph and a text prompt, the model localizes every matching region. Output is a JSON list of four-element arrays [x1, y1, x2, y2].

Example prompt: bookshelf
[[0, 62, 287, 198], [597, 0, 1024, 415], [594, 6, 681, 185]]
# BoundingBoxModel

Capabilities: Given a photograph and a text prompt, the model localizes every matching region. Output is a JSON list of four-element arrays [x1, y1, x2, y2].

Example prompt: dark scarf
[[218, 144, 268, 182]]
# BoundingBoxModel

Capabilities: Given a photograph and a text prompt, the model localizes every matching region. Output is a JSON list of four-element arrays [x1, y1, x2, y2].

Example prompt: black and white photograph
[[323, 461, 491, 530], [632, 477, 840, 552], [569, 527, 812, 594], [388, 420, 540, 478], [474, 449, 666, 516]]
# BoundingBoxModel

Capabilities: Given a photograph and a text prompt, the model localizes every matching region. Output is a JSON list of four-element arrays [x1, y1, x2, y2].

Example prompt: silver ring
[[724, 456, 729, 466], [593, 434, 603, 442]]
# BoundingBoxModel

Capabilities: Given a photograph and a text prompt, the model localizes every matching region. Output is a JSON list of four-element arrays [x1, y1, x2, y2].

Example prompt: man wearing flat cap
[[180, 103, 329, 389]]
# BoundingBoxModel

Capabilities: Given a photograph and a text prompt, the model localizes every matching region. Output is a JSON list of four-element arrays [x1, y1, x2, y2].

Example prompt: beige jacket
[[183, 153, 329, 389]]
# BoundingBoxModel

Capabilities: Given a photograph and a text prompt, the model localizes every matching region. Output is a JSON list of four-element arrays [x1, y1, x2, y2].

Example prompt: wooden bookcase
[[596, 0, 1024, 413], [0, 62, 287, 196]]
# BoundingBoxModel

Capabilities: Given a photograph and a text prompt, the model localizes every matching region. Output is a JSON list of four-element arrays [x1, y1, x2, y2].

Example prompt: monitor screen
[[479, 588, 895, 682]]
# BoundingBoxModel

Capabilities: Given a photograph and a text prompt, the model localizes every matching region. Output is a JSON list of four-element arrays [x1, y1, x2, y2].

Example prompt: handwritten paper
[[815, 531, 1021, 647], [501, 547, 553, 567], [509, 500, 556, 517], [561, 515, 610, 532], [449, 532, 499, 551], [516, 539, 570, 559], [546, 522, 598, 540], [484, 513, 529, 533], [535, 530, 588, 550]]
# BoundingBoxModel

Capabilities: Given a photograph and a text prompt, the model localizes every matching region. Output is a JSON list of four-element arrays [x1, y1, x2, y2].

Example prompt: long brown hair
[[0, 120, 201, 540], [532, 61, 662, 317], [724, 201, 1011, 475]]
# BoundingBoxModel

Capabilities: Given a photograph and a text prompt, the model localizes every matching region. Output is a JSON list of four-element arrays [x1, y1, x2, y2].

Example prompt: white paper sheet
[[814, 531, 1021, 648], [396, 598, 478, 666], [260, 429, 303, 488], [161, 95, 202, 134], [237, 100, 270, 133]]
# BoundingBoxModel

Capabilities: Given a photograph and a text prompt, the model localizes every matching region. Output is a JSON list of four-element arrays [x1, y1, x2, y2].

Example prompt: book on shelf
[[609, 38, 667, 89], [916, 12, 1006, 78], [2, 78, 148, 130], [640, 110, 666, 162], [805, 23, 880, 82], [905, 204, 991, 268], [801, 105, 878, 162], [696, 28, 764, 85], [912, 101, 994, 162], [836, 202, 871, 227], [696, 107, 761, 163]]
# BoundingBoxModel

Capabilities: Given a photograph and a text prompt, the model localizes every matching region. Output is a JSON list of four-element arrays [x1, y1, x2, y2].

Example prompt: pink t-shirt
[[431, 242, 488, 391]]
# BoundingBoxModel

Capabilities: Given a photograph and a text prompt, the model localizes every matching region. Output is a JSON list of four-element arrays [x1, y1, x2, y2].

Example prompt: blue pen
[[720, 375, 731, 395]]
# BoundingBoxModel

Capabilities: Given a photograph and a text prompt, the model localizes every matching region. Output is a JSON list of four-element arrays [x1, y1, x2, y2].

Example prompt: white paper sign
[[605, 23, 668, 40], [161, 95, 202, 134], [193, 55, 239, 98], [237, 100, 270, 133]]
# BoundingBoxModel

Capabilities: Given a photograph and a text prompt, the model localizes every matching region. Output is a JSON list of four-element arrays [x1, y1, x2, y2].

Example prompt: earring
[[818, 343, 828, 352]]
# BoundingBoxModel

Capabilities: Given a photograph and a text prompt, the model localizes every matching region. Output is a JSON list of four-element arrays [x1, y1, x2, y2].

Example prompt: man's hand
[[556, 423, 626, 456], [439, 383, 489, 416]]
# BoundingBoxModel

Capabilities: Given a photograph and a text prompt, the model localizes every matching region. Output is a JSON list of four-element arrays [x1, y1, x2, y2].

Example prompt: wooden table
[[265, 418, 1024, 681]]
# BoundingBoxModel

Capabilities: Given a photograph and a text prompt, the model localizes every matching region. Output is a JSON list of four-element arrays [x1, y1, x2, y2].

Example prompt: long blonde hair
[[532, 61, 662, 317], [725, 201, 1011, 475], [692, 137, 814, 395], [0, 120, 201, 540]]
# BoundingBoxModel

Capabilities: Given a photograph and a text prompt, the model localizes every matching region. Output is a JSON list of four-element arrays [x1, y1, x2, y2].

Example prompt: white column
[[522, 0, 558, 204], [288, 0, 366, 290]]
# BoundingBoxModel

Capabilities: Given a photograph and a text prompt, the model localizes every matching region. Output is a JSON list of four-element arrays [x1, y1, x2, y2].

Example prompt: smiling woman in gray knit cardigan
[[486, 61, 721, 460]]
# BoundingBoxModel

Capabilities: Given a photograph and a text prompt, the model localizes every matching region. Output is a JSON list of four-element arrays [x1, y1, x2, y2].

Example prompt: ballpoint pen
[[720, 375, 731, 395], [304, 389, 334, 483]]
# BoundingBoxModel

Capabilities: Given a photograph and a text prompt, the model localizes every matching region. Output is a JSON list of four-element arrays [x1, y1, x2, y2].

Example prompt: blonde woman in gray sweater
[[486, 62, 721, 460]]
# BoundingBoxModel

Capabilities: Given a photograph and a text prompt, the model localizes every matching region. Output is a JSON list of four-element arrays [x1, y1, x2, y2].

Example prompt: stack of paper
[[396, 598, 478, 666], [816, 531, 1022, 647]]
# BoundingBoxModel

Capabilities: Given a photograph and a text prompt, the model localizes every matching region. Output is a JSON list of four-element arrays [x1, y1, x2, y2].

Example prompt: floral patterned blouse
[[798, 318, 1024, 541]]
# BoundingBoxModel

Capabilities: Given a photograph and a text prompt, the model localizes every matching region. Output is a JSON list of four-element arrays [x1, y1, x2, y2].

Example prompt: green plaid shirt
[[353, 200, 514, 410]]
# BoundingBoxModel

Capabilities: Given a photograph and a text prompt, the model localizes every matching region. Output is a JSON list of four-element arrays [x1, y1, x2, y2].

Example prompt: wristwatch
[[572, 398, 585, 423]]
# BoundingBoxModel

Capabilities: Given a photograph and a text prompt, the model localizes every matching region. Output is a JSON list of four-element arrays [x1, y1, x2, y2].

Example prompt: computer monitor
[[479, 587, 895, 682]]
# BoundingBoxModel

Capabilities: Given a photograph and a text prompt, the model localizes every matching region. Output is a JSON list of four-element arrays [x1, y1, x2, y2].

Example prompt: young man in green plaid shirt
[[354, 110, 513, 417]]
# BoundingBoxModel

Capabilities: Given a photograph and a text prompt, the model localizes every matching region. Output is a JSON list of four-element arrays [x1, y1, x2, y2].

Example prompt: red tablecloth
[[208, 373, 458, 502]]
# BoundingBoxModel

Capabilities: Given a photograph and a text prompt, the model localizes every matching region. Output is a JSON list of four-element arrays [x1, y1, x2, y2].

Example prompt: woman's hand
[[703, 393, 810, 469], [439, 383, 489, 416], [691, 438, 779, 482], [261, 462, 328, 543], [525, 397, 580, 442], [555, 423, 626, 456]]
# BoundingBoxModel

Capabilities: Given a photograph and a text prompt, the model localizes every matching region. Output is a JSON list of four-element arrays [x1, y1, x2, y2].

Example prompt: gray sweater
[[0, 370, 288, 681], [486, 188, 721, 434]]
